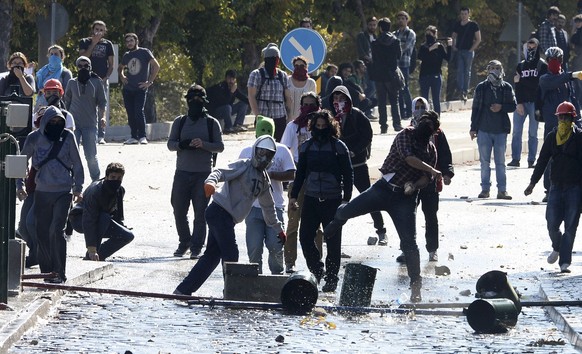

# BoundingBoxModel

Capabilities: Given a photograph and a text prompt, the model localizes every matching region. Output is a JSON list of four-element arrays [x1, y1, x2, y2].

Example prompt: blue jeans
[[69, 212, 134, 260], [511, 102, 538, 163], [398, 66, 412, 118], [327, 179, 421, 285], [34, 191, 72, 280], [477, 131, 508, 192], [74, 126, 100, 181], [170, 170, 211, 253], [546, 184, 582, 266], [98, 79, 109, 139], [456, 50, 474, 94], [214, 102, 249, 129], [245, 206, 284, 274], [175, 202, 238, 295], [17, 193, 37, 264], [375, 80, 401, 130], [122, 88, 147, 139], [419, 75, 443, 114]]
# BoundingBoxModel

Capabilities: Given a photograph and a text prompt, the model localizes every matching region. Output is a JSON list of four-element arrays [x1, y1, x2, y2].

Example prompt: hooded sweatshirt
[[21, 108, 84, 194], [370, 31, 401, 81], [514, 42, 548, 104], [205, 137, 283, 232], [328, 85, 373, 167]]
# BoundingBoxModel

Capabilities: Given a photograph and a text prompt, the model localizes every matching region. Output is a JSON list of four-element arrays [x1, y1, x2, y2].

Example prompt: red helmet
[[555, 101, 577, 117], [43, 78, 63, 96]]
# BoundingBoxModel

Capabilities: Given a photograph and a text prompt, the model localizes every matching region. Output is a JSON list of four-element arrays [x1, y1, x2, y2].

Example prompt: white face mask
[[333, 100, 347, 114]]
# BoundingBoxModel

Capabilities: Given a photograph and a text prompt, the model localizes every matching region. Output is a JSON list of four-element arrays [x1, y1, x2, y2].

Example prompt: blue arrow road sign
[[280, 28, 327, 74]]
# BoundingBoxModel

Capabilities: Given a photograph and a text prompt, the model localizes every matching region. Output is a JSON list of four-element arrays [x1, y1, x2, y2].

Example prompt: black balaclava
[[311, 126, 331, 142], [264, 57, 278, 78], [78, 68, 91, 84], [45, 120, 65, 141], [185, 84, 209, 120]]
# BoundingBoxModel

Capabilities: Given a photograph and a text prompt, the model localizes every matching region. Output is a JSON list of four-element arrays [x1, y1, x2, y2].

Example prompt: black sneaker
[[173, 246, 189, 257], [190, 250, 201, 259], [410, 280, 422, 303], [507, 160, 520, 167], [394, 125, 404, 132], [396, 252, 406, 263], [380, 126, 388, 134], [528, 161, 535, 168], [322, 279, 338, 293]]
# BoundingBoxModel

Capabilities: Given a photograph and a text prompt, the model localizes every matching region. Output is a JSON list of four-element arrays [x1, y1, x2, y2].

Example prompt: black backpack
[[177, 115, 218, 167], [255, 67, 286, 103]]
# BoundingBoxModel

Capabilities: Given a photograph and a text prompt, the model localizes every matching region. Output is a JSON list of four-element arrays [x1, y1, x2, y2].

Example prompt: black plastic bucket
[[280, 272, 318, 314], [339, 263, 377, 307], [465, 298, 519, 333], [475, 270, 521, 312]]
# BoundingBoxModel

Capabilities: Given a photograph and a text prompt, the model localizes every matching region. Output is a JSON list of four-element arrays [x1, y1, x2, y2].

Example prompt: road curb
[[0, 263, 114, 352]]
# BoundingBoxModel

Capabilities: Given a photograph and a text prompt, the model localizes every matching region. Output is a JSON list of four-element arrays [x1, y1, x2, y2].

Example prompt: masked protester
[[174, 135, 287, 296], [418, 25, 452, 114], [524, 101, 582, 274], [287, 56, 317, 125], [538, 47, 582, 201], [0, 52, 35, 96], [290, 110, 353, 293], [470, 60, 517, 200], [324, 110, 442, 303], [19, 106, 84, 283], [507, 38, 548, 169], [329, 85, 387, 246], [63, 56, 107, 182], [280, 92, 324, 273], [35, 45, 73, 110], [240, 117, 296, 274], [69, 163, 134, 261], [167, 84, 224, 259]]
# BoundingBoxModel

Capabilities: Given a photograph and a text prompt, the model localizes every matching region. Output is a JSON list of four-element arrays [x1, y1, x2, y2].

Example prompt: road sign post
[[280, 28, 327, 74]]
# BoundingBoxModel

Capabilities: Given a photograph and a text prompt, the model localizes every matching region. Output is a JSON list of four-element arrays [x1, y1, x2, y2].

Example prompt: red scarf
[[292, 67, 308, 81], [293, 106, 319, 128]]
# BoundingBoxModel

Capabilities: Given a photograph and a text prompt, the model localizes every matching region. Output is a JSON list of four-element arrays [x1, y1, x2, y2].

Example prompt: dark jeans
[[34, 191, 72, 280], [398, 66, 412, 118], [327, 179, 421, 284], [176, 202, 238, 295], [69, 212, 134, 260], [171, 170, 211, 253], [273, 117, 287, 142], [17, 192, 36, 264], [300, 196, 342, 282], [419, 75, 443, 114], [122, 88, 147, 139], [375, 80, 401, 130], [546, 184, 581, 266], [418, 183, 440, 253], [214, 101, 248, 129], [353, 164, 385, 234]]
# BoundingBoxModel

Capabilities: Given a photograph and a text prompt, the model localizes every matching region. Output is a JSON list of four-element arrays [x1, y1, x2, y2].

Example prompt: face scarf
[[187, 100, 205, 119], [425, 34, 436, 46], [311, 126, 331, 142], [293, 105, 319, 128], [44, 121, 65, 141], [78, 68, 91, 84], [411, 108, 426, 127], [526, 47, 537, 62], [333, 100, 351, 124], [556, 120, 574, 145], [487, 69, 503, 86], [46, 94, 60, 106], [103, 179, 122, 194], [292, 66, 308, 81], [548, 58, 562, 75], [264, 57, 279, 78], [48, 55, 62, 72]]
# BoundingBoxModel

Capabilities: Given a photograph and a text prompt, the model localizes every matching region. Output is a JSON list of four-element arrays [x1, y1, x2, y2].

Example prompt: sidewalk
[[2, 98, 582, 351]]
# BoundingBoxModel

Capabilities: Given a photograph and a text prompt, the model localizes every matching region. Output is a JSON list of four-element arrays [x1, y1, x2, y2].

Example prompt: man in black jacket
[[69, 162, 134, 261], [370, 17, 403, 134], [329, 85, 387, 245], [524, 101, 582, 273], [206, 69, 249, 134]]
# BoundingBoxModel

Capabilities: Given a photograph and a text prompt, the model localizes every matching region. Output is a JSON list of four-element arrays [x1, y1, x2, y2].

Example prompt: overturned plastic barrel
[[465, 298, 519, 333], [280, 272, 318, 314], [476, 270, 522, 312], [339, 263, 377, 307]]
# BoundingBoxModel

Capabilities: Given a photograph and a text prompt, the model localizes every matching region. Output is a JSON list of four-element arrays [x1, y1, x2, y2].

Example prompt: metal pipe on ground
[[21, 281, 463, 316], [396, 300, 582, 309]]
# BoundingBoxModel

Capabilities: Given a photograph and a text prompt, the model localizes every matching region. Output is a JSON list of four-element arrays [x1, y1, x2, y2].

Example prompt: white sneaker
[[124, 138, 139, 145], [547, 250, 559, 264], [560, 263, 571, 273], [98, 137, 106, 144], [429, 251, 438, 262], [139, 137, 148, 145]]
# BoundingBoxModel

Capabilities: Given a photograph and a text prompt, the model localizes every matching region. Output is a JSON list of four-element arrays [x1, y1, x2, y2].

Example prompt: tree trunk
[[0, 0, 14, 71], [139, 15, 162, 123]]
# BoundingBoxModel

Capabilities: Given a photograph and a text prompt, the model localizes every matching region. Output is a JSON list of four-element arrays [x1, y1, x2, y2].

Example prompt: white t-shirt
[[280, 121, 310, 163], [287, 77, 316, 122], [239, 142, 296, 208]]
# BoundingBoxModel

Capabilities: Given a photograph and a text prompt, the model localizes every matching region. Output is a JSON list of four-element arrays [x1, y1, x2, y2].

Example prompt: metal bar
[[397, 300, 582, 309], [21, 272, 58, 280], [0, 102, 9, 304]]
